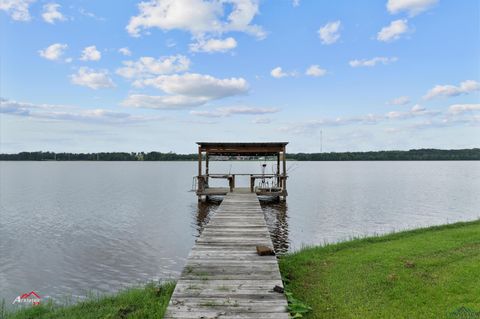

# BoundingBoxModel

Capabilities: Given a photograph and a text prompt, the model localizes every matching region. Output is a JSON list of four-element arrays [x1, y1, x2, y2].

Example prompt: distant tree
[[1, 149, 479, 161]]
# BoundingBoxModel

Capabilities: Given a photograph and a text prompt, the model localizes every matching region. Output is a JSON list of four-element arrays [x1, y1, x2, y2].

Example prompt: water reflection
[[192, 197, 221, 236], [193, 196, 290, 254], [260, 199, 290, 255]]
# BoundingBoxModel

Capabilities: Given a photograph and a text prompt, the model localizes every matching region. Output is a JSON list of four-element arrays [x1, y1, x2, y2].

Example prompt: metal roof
[[196, 142, 288, 155], [196, 142, 288, 147]]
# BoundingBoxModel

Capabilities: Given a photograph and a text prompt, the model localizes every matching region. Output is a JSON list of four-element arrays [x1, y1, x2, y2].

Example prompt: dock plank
[[165, 192, 288, 318]]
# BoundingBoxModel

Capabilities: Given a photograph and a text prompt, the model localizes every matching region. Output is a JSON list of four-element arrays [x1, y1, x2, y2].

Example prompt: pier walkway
[[164, 191, 288, 318]]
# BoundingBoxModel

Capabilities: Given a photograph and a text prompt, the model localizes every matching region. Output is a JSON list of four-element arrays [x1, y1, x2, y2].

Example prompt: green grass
[[279, 220, 480, 319], [2, 282, 175, 319]]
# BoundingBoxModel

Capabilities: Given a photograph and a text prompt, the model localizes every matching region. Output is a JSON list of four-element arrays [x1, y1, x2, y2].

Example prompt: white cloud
[[190, 106, 279, 118], [80, 45, 102, 61], [318, 20, 341, 45], [126, 0, 265, 39], [349, 56, 398, 67], [292, 0, 300, 7], [116, 55, 190, 79], [377, 19, 409, 42], [270, 67, 298, 78], [70, 67, 115, 90], [411, 104, 426, 113], [424, 80, 480, 100], [78, 7, 105, 21], [386, 96, 410, 105], [0, 98, 160, 124], [166, 39, 176, 47], [271, 67, 287, 78], [252, 117, 271, 124], [0, 0, 35, 21], [448, 104, 480, 114], [118, 47, 132, 56], [387, 0, 438, 16], [190, 37, 237, 53], [280, 115, 381, 134], [305, 65, 327, 77], [281, 105, 442, 134], [138, 73, 249, 100], [386, 104, 434, 119], [122, 94, 209, 109], [38, 43, 68, 61], [42, 3, 65, 24]]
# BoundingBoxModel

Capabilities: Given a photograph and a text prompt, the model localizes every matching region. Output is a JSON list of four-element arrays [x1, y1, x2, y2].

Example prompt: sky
[[0, 0, 479, 153]]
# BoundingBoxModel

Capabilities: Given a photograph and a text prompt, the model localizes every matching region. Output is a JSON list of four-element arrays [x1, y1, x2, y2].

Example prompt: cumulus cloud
[[38, 43, 68, 61], [270, 67, 297, 78], [42, 3, 65, 24], [122, 94, 209, 109], [190, 37, 237, 53], [386, 96, 410, 105], [190, 106, 279, 118], [117, 55, 190, 79], [118, 47, 132, 56], [448, 104, 480, 114], [318, 20, 341, 45], [424, 80, 480, 100], [0, 98, 160, 124], [138, 73, 248, 100], [387, 0, 438, 16], [270, 67, 287, 78], [305, 65, 327, 77], [126, 0, 265, 39], [80, 45, 102, 61], [70, 67, 115, 89], [0, 0, 35, 21], [349, 56, 398, 67], [377, 19, 409, 42]]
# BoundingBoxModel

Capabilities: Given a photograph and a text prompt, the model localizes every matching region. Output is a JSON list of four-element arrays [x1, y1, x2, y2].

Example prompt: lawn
[[2, 282, 175, 319], [279, 220, 480, 319]]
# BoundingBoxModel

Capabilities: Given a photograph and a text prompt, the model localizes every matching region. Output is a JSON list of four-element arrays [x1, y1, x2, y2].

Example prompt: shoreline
[[4, 219, 480, 318]]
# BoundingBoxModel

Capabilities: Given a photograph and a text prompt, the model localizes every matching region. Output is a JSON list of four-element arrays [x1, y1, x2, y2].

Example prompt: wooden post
[[250, 175, 254, 192], [277, 153, 280, 187], [205, 152, 209, 186], [282, 146, 287, 191], [198, 146, 202, 177]]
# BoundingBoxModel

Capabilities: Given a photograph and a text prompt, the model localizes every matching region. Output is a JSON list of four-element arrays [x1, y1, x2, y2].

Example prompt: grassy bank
[[2, 282, 175, 319], [279, 220, 480, 318]]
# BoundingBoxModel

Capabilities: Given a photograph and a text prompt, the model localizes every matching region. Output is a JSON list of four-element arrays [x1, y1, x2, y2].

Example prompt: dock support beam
[[282, 146, 287, 200], [205, 152, 209, 186], [198, 146, 202, 177], [277, 153, 280, 186]]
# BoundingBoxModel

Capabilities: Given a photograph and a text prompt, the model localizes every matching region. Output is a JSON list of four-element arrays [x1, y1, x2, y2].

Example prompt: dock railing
[[194, 173, 287, 196]]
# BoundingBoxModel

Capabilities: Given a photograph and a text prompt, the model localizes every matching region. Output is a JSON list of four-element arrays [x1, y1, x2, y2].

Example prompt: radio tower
[[320, 129, 323, 153]]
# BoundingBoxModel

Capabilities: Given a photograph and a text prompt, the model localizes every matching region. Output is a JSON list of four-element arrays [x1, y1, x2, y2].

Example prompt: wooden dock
[[164, 191, 289, 318]]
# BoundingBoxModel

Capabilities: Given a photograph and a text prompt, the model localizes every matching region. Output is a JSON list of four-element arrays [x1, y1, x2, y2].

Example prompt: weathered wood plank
[[165, 192, 288, 317]]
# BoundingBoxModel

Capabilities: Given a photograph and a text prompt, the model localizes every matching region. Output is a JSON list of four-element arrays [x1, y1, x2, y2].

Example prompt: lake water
[[1, 161, 479, 306]]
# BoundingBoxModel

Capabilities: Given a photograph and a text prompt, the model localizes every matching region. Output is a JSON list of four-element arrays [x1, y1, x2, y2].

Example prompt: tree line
[[0, 149, 479, 161]]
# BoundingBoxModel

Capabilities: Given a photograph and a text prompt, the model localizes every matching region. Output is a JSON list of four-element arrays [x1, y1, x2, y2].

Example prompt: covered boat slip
[[195, 142, 289, 199]]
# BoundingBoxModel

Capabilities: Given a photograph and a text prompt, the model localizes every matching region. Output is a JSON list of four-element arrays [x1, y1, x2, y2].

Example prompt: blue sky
[[1, 0, 479, 153]]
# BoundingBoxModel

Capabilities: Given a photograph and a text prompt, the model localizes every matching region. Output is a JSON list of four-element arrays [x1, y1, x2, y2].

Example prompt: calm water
[[1, 161, 479, 305]]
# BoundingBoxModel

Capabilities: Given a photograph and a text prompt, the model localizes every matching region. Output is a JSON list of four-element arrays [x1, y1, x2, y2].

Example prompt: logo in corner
[[12, 291, 41, 306]]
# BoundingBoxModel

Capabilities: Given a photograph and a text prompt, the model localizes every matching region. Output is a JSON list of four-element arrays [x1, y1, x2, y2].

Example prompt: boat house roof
[[196, 142, 288, 156]]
